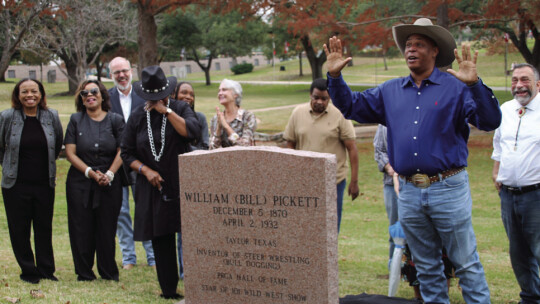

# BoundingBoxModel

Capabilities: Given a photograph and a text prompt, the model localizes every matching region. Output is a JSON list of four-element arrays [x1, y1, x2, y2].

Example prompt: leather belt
[[401, 167, 466, 189], [502, 183, 540, 195]]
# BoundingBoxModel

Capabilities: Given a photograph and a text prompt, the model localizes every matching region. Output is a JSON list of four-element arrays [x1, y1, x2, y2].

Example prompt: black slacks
[[66, 180, 122, 281], [152, 233, 179, 296], [2, 183, 55, 282]]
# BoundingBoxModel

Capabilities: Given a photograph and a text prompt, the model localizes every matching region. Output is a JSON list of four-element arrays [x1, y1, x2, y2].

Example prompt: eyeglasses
[[112, 69, 130, 76], [80, 88, 100, 97]]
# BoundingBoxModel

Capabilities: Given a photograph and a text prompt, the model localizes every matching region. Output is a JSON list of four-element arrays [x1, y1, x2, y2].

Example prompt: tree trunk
[[192, 49, 212, 85], [0, 47, 12, 82], [95, 58, 103, 82], [204, 57, 213, 85], [298, 52, 303, 76], [345, 46, 353, 67], [137, 3, 159, 77], [56, 55, 81, 95], [383, 51, 388, 71], [437, 3, 451, 72], [506, 11, 539, 73], [300, 35, 326, 80], [66, 61, 79, 95]]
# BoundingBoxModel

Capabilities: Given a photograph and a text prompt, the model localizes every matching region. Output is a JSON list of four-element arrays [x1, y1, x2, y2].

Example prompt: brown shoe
[[122, 264, 135, 270]]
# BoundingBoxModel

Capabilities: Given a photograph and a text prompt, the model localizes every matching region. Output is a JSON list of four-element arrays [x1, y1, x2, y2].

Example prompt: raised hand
[[323, 36, 352, 78], [447, 43, 479, 86]]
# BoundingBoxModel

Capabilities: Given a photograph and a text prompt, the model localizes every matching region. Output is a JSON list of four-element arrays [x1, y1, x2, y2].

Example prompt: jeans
[[116, 186, 155, 266], [398, 170, 490, 304], [177, 233, 184, 279], [337, 179, 346, 233], [384, 184, 399, 260], [500, 187, 540, 304]]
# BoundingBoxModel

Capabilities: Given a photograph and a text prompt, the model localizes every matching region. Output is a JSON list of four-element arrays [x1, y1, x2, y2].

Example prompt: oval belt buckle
[[412, 174, 430, 188]]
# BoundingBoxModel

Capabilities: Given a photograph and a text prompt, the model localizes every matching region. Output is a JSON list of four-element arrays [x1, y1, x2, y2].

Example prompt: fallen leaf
[[30, 289, 45, 298], [3, 296, 20, 303]]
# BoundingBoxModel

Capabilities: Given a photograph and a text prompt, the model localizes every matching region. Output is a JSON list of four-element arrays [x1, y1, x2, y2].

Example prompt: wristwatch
[[165, 107, 173, 116]]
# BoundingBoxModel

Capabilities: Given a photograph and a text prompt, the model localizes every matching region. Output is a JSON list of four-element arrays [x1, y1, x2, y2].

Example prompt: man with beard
[[283, 78, 359, 232], [324, 18, 501, 303], [108, 57, 155, 270], [492, 63, 540, 304]]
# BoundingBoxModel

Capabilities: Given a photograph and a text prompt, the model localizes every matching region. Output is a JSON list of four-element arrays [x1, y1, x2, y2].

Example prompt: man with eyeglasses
[[108, 57, 155, 270], [492, 63, 540, 304], [283, 78, 359, 232]]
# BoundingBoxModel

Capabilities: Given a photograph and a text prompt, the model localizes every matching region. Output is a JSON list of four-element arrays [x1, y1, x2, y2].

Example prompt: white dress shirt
[[117, 87, 133, 122], [492, 93, 540, 187]]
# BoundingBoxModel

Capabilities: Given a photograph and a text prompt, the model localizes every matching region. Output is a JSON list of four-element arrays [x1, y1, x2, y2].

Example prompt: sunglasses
[[80, 88, 100, 97]]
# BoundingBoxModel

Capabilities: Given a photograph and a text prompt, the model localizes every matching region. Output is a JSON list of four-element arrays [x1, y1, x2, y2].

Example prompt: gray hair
[[220, 78, 243, 106], [513, 63, 539, 82]]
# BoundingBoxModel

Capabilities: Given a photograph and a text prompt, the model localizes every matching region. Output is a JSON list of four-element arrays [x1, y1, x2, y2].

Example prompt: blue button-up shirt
[[328, 68, 501, 176]]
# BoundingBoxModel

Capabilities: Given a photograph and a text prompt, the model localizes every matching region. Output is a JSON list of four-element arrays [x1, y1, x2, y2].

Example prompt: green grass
[[181, 49, 525, 88], [0, 52, 523, 303], [0, 134, 520, 303]]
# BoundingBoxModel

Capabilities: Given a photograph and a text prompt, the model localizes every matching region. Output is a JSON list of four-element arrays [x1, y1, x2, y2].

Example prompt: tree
[[478, 0, 539, 71], [210, 0, 357, 80], [0, 0, 53, 82], [341, 0, 540, 72], [132, 0, 195, 75], [23, 0, 132, 94], [159, 6, 266, 85]]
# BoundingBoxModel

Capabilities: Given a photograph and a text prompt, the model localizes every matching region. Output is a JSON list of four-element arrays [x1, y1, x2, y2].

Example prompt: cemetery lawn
[[0, 78, 519, 302], [0, 134, 519, 303]]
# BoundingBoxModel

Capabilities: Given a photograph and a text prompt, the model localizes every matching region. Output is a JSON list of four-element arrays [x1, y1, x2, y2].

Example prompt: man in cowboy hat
[[323, 18, 501, 303], [121, 65, 200, 299]]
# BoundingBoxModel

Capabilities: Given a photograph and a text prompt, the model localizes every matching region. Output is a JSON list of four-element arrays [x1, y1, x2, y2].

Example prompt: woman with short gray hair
[[210, 79, 257, 148]]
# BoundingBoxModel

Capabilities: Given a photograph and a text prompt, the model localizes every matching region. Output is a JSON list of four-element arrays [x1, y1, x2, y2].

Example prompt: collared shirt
[[373, 124, 394, 186], [492, 93, 540, 187], [283, 102, 356, 184], [209, 108, 257, 149], [117, 86, 133, 122], [328, 68, 501, 176]]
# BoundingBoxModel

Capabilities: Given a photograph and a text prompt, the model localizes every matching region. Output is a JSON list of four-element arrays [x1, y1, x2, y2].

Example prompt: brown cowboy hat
[[133, 65, 177, 101], [392, 18, 457, 67]]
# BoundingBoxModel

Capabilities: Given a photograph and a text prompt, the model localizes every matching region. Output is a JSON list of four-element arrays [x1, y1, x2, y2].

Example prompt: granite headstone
[[178, 146, 338, 304]]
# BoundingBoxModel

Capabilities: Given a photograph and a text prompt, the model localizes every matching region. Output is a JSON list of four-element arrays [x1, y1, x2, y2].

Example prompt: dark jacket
[[108, 87, 145, 184], [121, 99, 200, 240]]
